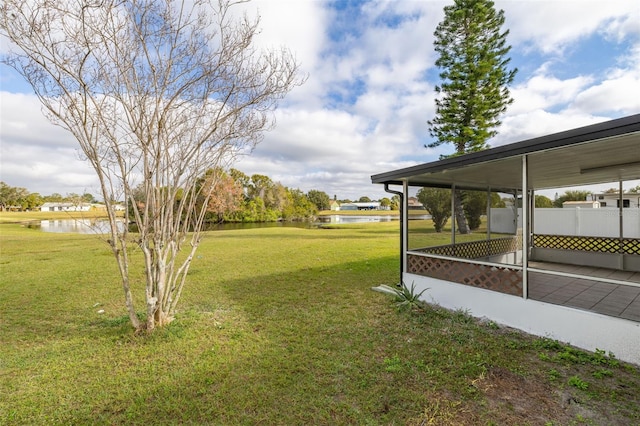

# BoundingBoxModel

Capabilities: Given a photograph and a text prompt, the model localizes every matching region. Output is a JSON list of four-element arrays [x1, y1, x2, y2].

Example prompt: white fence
[[490, 208, 640, 238]]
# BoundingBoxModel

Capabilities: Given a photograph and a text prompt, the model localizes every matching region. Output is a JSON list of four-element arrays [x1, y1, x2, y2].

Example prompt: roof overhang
[[371, 114, 640, 192]]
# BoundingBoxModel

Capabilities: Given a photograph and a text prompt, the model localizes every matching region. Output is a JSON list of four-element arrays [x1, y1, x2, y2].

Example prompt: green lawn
[[1, 220, 639, 425]]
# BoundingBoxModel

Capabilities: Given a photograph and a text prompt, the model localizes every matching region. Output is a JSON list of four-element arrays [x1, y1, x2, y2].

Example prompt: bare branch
[[1, 0, 302, 331]]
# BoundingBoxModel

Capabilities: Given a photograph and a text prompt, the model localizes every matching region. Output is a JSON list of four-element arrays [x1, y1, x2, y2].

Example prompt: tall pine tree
[[427, 0, 517, 233]]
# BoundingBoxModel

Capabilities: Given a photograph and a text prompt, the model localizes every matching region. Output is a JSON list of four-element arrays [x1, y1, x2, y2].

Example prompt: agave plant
[[371, 281, 429, 310]]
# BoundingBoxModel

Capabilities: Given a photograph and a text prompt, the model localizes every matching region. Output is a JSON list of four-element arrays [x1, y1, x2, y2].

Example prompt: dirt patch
[[479, 366, 598, 425], [408, 366, 619, 426]]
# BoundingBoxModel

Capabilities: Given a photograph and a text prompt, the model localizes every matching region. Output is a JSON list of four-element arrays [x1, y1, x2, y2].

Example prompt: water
[[28, 215, 428, 234], [27, 219, 126, 234]]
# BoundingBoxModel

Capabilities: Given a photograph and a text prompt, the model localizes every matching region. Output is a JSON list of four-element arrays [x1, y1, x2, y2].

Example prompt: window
[[616, 199, 630, 208]]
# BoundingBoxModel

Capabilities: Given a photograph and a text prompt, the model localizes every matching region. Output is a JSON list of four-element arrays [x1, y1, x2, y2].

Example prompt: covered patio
[[372, 114, 640, 364], [528, 262, 640, 321]]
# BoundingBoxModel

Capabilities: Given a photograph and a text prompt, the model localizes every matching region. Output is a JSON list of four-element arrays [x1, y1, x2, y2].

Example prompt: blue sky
[[1, 0, 639, 200]]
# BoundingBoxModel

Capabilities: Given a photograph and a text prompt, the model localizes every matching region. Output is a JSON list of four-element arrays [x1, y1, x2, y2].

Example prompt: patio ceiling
[[372, 114, 640, 192]]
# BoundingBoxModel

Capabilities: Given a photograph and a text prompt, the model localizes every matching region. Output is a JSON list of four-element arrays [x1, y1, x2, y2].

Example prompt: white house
[[40, 202, 92, 212], [592, 193, 639, 208]]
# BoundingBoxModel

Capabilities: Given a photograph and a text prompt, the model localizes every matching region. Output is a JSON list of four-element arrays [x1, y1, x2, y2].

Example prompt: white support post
[[530, 189, 535, 236], [619, 180, 624, 267], [402, 180, 409, 276], [487, 188, 492, 257], [522, 155, 529, 300], [451, 184, 456, 246]]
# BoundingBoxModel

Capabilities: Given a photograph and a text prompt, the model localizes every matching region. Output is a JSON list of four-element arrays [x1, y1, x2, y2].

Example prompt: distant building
[[338, 202, 381, 211], [592, 193, 638, 208], [407, 197, 426, 210], [339, 203, 358, 211], [352, 202, 381, 210], [40, 202, 91, 212], [562, 201, 600, 208], [90, 203, 126, 211], [329, 200, 341, 211]]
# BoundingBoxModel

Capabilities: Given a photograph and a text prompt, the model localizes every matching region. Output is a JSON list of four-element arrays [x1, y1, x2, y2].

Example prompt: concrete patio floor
[[528, 262, 640, 322]]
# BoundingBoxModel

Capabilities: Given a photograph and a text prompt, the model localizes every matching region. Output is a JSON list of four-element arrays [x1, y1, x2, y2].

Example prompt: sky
[[1, 0, 639, 201]]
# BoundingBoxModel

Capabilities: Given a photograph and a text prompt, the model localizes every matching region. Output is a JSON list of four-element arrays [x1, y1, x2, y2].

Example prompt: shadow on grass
[[4, 254, 413, 424], [127, 255, 404, 424]]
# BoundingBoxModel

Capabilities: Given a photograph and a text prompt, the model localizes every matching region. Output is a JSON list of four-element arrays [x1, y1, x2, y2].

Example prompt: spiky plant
[[372, 281, 429, 310]]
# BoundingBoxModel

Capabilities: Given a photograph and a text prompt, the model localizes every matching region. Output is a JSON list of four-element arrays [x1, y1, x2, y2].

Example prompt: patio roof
[[371, 114, 640, 192]]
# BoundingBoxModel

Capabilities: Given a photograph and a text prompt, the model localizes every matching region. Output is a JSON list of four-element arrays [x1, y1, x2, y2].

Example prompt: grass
[[1, 218, 639, 424], [408, 218, 501, 249]]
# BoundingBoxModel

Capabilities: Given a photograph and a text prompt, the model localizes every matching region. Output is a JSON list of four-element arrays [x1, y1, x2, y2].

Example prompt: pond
[[166, 215, 405, 231], [26, 214, 430, 234], [26, 219, 127, 234]]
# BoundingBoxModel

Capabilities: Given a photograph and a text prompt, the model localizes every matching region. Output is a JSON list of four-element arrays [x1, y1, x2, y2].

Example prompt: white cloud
[[493, 110, 608, 147], [1, 0, 639, 201], [510, 73, 594, 114], [239, 0, 329, 107], [571, 71, 640, 115], [0, 92, 75, 148], [500, 0, 639, 55], [569, 43, 640, 115], [0, 91, 99, 194], [507, 39, 640, 118]]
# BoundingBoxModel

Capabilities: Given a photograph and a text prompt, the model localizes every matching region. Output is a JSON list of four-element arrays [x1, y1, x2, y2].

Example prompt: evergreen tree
[[427, 0, 517, 233]]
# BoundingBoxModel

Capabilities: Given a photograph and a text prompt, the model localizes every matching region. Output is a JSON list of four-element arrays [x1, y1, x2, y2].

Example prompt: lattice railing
[[407, 254, 523, 296], [532, 235, 640, 255], [416, 236, 522, 259]]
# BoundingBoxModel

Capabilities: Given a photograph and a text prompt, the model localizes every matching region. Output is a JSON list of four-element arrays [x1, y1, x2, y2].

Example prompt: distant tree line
[[0, 181, 97, 211], [198, 169, 401, 223], [196, 169, 317, 223], [7, 178, 636, 223], [0, 177, 399, 218]]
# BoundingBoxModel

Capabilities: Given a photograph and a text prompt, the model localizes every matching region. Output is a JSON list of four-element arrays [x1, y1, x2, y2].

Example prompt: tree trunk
[[454, 190, 470, 234]]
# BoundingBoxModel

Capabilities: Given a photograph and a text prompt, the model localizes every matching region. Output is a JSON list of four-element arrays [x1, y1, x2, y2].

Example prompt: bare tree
[[0, 0, 302, 331]]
